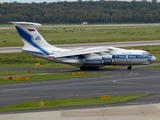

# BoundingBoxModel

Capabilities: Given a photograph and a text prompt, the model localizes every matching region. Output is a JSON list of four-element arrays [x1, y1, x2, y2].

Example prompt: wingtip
[[6, 22, 42, 26], [6, 21, 13, 24]]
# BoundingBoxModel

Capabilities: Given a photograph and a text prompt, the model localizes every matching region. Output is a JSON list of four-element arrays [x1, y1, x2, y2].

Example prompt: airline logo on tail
[[15, 26, 49, 55], [32, 35, 41, 43]]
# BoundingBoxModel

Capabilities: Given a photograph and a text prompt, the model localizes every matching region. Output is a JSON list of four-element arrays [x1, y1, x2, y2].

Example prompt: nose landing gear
[[127, 65, 132, 70]]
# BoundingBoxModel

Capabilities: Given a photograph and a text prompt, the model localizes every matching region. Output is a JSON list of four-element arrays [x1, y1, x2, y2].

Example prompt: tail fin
[[11, 22, 53, 56]]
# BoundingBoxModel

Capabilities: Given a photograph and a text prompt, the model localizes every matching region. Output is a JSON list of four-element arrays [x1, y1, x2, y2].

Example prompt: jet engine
[[82, 54, 103, 64], [98, 53, 113, 64]]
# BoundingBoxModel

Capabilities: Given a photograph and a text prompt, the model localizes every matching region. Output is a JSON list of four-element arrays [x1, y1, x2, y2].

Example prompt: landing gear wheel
[[87, 66, 93, 70], [80, 66, 86, 70], [127, 65, 132, 70], [80, 66, 87, 70], [80, 66, 99, 71], [93, 67, 99, 70]]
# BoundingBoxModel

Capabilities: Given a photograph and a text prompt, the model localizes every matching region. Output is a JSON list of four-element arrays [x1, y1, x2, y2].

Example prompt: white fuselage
[[38, 46, 155, 68]]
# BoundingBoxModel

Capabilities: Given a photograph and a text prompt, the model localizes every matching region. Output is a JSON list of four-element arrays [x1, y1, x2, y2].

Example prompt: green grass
[[0, 94, 149, 112], [0, 71, 27, 75], [0, 52, 75, 68], [1, 24, 160, 47], [142, 64, 160, 68], [0, 70, 39, 75], [0, 72, 107, 84]]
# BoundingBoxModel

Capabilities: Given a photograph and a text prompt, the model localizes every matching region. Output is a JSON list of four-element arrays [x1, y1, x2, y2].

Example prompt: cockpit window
[[142, 52, 151, 56]]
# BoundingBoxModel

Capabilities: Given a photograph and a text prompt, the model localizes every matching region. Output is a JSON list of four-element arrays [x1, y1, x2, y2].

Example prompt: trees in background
[[0, 1, 160, 24]]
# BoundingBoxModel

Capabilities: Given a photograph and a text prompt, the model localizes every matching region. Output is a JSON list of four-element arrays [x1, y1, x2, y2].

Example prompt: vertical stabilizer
[[11, 22, 54, 55]]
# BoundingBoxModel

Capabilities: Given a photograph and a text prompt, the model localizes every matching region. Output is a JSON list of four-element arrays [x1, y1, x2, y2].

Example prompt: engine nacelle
[[82, 53, 113, 65], [99, 53, 113, 64], [82, 54, 102, 64]]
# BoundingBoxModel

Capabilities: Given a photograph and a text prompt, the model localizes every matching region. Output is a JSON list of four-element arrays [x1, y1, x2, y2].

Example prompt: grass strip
[[0, 71, 40, 75], [1, 24, 160, 47], [0, 94, 149, 112], [142, 64, 160, 68], [0, 72, 108, 84]]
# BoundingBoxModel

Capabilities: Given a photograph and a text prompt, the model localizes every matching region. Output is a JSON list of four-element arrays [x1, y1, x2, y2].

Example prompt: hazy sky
[[0, 0, 159, 2]]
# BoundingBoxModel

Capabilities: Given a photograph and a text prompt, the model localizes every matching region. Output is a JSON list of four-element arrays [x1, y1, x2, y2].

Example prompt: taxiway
[[0, 67, 160, 107]]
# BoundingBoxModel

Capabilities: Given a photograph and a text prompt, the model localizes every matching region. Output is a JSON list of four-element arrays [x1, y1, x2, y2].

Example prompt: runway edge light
[[101, 96, 110, 100]]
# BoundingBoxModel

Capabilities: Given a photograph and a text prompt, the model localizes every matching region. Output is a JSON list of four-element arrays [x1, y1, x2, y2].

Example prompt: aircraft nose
[[151, 56, 156, 63]]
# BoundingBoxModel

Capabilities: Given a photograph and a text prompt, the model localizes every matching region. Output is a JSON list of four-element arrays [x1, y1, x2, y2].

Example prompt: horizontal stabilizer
[[7, 22, 42, 27]]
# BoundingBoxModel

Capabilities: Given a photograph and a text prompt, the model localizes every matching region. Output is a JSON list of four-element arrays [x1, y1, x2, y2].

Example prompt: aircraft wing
[[52, 47, 109, 58]]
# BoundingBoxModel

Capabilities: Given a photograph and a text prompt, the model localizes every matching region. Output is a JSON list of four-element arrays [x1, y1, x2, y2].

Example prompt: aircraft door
[[127, 55, 131, 63]]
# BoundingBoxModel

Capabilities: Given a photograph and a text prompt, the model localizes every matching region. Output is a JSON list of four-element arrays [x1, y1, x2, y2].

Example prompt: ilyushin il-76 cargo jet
[[10, 22, 156, 70]]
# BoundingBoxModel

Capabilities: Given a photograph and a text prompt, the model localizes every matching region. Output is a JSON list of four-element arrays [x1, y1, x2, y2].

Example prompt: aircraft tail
[[11, 22, 54, 56]]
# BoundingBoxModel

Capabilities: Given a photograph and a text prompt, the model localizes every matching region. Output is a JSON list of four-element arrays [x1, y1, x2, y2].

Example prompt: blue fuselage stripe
[[112, 55, 151, 59]]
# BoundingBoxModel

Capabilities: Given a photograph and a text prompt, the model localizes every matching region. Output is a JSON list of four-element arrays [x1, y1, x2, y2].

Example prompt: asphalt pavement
[[0, 68, 160, 107]]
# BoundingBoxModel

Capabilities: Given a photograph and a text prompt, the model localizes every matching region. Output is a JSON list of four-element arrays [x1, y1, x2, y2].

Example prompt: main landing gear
[[127, 65, 132, 70], [80, 66, 99, 70]]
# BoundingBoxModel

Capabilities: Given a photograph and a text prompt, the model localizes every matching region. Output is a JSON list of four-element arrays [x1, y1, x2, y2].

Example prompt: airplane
[[9, 22, 156, 70]]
